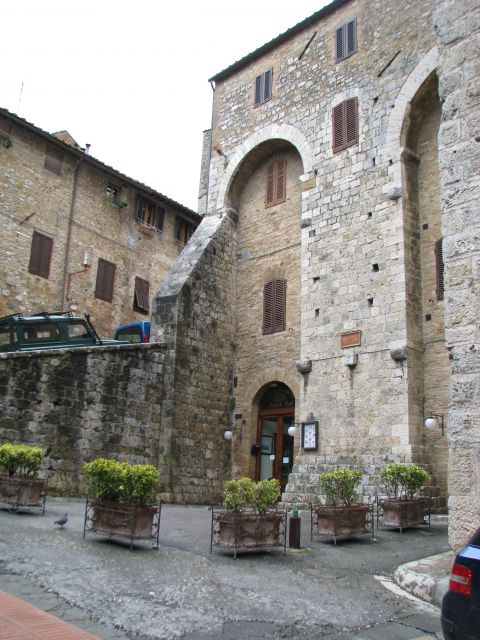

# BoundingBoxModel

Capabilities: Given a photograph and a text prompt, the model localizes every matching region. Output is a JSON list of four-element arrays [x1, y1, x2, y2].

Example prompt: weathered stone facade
[[0, 344, 167, 495], [435, 0, 480, 550], [0, 109, 200, 338]]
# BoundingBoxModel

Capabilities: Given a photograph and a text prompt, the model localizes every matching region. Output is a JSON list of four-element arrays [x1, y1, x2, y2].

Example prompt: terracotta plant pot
[[380, 498, 429, 531], [0, 475, 46, 508], [90, 499, 158, 539], [215, 512, 284, 549], [314, 504, 371, 541]]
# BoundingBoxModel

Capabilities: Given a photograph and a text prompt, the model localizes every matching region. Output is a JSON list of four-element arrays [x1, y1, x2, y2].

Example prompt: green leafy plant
[[83, 458, 160, 507], [250, 479, 281, 514], [223, 477, 254, 513], [223, 477, 281, 514], [319, 469, 363, 507], [381, 464, 429, 501], [0, 443, 44, 478]]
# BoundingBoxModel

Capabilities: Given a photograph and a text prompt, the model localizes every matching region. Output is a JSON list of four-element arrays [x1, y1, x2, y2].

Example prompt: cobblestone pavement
[[0, 498, 449, 639]]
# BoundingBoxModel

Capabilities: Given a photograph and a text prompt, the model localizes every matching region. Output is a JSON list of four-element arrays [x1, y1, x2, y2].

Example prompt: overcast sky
[[1, 0, 328, 211]]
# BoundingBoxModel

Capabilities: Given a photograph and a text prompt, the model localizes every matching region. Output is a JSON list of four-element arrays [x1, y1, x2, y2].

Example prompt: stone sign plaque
[[340, 330, 361, 349]]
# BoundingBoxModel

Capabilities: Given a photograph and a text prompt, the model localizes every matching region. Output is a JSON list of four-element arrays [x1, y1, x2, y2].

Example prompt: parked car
[[0, 311, 127, 352], [114, 321, 151, 343], [441, 526, 480, 640]]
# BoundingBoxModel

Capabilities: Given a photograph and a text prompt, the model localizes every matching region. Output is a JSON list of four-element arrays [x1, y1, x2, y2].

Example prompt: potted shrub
[[313, 469, 372, 543], [0, 443, 47, 511], [380, 464, 430, 531], [83, 458, 161, 546], [211, 477, 286, 557]]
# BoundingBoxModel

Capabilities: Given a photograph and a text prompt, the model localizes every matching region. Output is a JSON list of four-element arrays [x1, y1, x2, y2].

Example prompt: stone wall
[[0, 344, 167, 495], [0, 111, 198, 338], [435, 0, 480, 550], [152, 210, 237, 503], [204, 0, 450, 502]]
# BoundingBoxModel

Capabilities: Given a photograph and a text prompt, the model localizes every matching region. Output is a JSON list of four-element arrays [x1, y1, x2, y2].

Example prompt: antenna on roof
[[17, 81, 24, 114]]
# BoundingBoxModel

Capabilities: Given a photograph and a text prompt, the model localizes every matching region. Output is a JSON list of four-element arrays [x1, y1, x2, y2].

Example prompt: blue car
[[441, 527, 480, 640], [114, 321, 151, 344]]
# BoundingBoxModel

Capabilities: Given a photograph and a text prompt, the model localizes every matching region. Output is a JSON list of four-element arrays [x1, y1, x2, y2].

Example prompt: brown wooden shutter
[[275, 159, 286, 203], [95, 258, 116, 302], [134, 277, 150, 313], [44, 145, 63, 175], [254, 75, 263, 106], [333, 99, 358, 152], [265, 163, 275, 206], [332, 103, 344, 152], [263, 281, 274, 334], [435, 238, 444, 301], [273, 278, 286, 332], [335, 26, 344, 61], [346, 19, 357, 56], [264, 69, 272, 102], [28, 231, 53, 279]]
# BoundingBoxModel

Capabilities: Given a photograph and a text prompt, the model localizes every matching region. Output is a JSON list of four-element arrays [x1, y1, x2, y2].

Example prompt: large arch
[[382, 46, 438, 197], [217, 123, 314, 210]]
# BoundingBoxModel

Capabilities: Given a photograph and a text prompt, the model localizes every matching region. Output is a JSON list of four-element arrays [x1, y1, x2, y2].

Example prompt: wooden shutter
[[44, 145, 63, 175], [254, 75, 263, 106], [265, 157, 287, 207], [263, 281, 274, 334], [435, 238, 444, 301], [134, 277, 150, 313], [332, 99, 358, 152], [335, 19, 357, 62], [263, 278, 286, 334], [265, 163, 275, 206], [273, 279, 286, 332], [263, 69, 272, 102], [95, 258, 116, 303], [28, 231, 53, 279]]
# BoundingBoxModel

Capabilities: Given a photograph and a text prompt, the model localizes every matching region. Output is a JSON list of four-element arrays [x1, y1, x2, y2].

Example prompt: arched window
[[263, 278, 286, 334]]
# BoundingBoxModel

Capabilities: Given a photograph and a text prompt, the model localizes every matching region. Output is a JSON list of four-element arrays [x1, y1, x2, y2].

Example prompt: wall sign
[[301, 421, 318, 451], [340, 330, 361, 348]]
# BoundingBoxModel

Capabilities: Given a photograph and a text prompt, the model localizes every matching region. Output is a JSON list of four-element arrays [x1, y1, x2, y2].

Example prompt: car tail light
[[449, 563, 472, 596]]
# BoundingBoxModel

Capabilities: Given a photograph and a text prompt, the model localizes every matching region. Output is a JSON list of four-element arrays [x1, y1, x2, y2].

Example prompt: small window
[[175, 217, 194, 244], [263, 278, 286, 335], [332, 98, 358, 152], [435, 238, 444, 301], [265, 156, 287, 208], [28, 231, 53, 279], [44, 145, 63, 175], [135, 196, 164, 231], [106, 184, 120, 205], [95, 258, 116, 303], [335, 18, 357, 62], [133, 277, 149, 314], [21, 323, 60, 343], [254, 69, 273, 107]]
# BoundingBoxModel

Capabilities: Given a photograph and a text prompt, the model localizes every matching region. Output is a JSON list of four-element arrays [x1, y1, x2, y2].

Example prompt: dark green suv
[[0, 312, 127, 352]]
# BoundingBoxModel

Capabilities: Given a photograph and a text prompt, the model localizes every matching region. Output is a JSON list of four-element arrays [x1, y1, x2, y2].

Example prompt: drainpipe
[[60, 157, 83, 308]]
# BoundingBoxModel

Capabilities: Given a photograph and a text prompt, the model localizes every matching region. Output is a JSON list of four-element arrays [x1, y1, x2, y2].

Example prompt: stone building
[[0, 108, 200, 338], [152, 0, 479, 548]]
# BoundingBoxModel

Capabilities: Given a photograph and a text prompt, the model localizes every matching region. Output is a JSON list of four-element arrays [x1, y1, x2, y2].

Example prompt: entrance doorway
[[256, 383, 295, 491]]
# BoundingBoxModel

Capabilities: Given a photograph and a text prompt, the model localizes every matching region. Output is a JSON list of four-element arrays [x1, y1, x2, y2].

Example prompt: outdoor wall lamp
[[424, 414, 445, 436], [224, 429, 233, 440]]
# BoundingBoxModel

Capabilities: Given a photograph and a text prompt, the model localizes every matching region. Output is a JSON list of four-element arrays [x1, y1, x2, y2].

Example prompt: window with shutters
[[94, 258, 116, 303], [263, 278, 286, 335], [44, 145, 63, 175], [435, 238, 444, 301], [28, 231, 53, 279], [332, 98, 358, 153], [265, 156, 287, 208], [135, 196, 164, 231], [175, 217, 194, 244], [335, 18, 357, 62], [254, 69, 273, 107], [133, 277, 149, 314]]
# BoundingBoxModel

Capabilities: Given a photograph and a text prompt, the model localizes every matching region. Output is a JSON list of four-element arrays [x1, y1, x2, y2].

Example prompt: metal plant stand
[[0, 476, 47, 514], [376, 496, 431, 533], [83, 495, 162, 549], [310, 502, 375, 544], [209, 507, 288, 559]]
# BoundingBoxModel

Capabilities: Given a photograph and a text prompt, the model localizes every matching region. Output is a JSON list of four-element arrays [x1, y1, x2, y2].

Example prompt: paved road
[[0, 498, 449, 639]]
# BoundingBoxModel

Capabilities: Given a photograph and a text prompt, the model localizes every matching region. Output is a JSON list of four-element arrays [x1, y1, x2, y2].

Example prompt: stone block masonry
[[0, 344, 167, 495]]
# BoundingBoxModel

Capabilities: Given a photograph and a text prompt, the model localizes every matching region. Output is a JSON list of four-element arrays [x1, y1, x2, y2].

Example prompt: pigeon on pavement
[[54, 513, 68, 528]]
